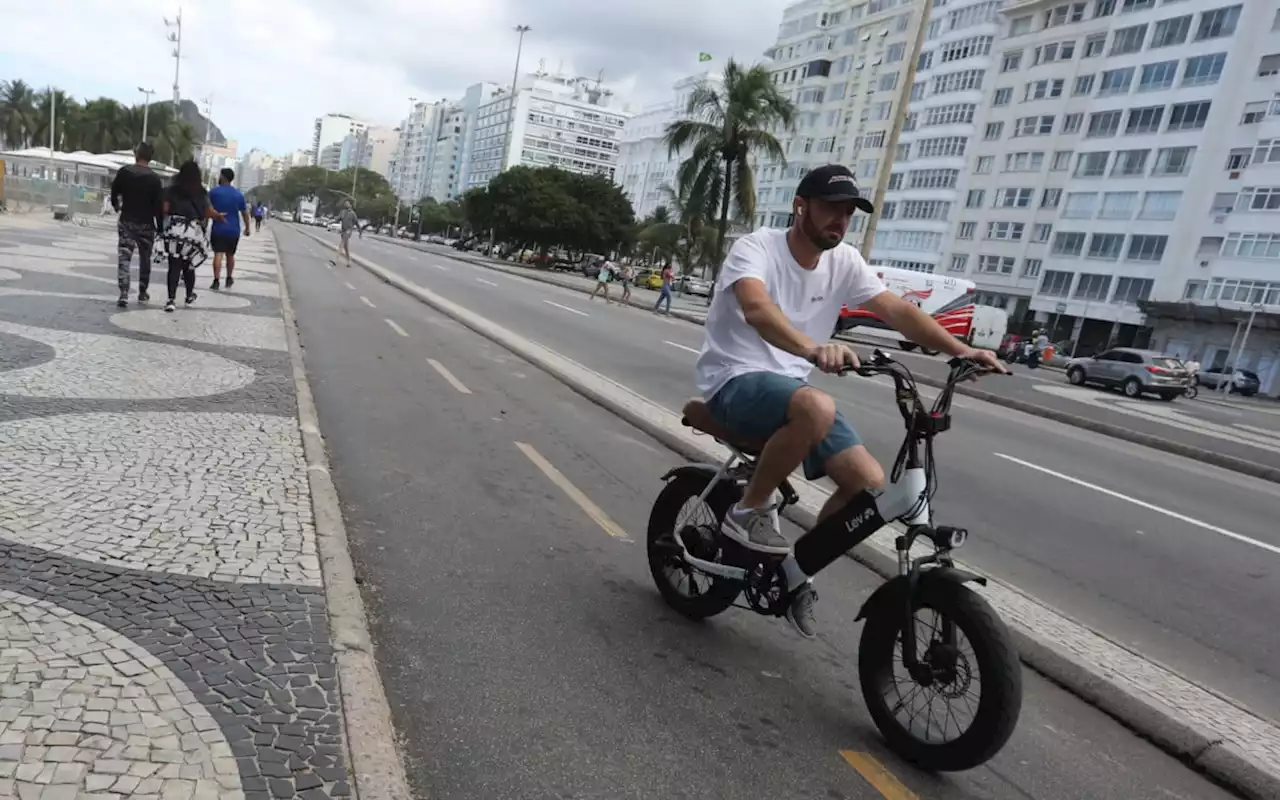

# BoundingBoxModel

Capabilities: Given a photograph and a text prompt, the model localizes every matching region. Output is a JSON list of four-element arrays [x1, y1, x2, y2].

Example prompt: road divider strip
[[515, 441, 632, 542], [414, 242, 1280, 486], [297, 226, 1280, 800], [360, 296, 376, 309], [840, 751, 919, 800], [384, 318, 409, 338], [427, 358, 472, 395]]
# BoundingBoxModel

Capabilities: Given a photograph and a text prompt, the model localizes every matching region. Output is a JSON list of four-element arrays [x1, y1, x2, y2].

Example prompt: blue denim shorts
[[706, 371, 861, 480]]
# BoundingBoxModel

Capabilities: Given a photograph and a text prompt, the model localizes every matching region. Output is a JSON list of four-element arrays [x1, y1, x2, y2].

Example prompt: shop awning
[[1138, 301, 1280, 331]]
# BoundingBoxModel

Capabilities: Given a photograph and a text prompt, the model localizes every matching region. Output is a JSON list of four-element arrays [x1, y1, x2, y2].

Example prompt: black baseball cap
[[796, 164, 875, 214]]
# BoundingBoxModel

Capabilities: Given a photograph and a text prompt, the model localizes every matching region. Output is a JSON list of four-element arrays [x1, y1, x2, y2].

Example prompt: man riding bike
[[695, 164, 1005, 638]]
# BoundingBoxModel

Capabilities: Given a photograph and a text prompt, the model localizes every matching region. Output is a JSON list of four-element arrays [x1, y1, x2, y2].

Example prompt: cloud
[[1, 0, 781, 156]]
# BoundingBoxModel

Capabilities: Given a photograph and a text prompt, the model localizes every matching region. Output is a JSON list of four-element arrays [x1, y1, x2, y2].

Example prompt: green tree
[[664, 59, 794, 278], [74, 97, 132, 153], [0, 79, 38, 149], [31, 88, 80, 152]]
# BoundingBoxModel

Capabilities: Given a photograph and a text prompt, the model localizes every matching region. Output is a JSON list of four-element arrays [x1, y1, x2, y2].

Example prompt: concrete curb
[[272, 230, 417, 800], [412, 245, 1280, 487], [298, 228, 1280, 800]]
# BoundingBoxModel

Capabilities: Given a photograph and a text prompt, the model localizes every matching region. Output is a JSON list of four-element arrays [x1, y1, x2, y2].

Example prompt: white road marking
[[543, 300, 589, 317], [359, 295, 376, 309], [343, 281, 356, 291], [427, 358, 472, 394], [476, 278, 499, 287], [384, 318, 409, 337], [993, 452, 1280, 556], [664, 340, 700, 355], [514, 442, 631, 541], [430, 263, 448, 271]]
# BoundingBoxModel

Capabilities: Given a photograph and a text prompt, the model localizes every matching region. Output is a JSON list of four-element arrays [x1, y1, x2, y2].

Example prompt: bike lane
[[275, 224, 1236, 800]]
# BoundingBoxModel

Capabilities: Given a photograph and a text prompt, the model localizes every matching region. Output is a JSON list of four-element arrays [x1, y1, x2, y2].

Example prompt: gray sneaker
[[786, 584, 819, 638], [721, 504, 791, 554]]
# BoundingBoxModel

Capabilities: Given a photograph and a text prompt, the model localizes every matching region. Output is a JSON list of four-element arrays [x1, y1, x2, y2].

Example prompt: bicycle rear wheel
[[646, 472, 742, 619]]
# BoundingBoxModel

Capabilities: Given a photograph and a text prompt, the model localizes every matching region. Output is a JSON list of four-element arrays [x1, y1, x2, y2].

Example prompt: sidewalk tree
[[0, 80, 39, 149], [664, 59, 794, 279]]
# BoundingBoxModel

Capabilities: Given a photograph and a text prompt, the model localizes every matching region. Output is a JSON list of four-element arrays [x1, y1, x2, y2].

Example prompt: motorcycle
[[648, 351, 1022, 771], [1003, 341, 1041, 369]]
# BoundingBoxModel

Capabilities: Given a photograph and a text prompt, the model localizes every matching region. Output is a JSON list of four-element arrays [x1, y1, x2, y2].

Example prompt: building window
[[949, 254, 969, 272], [1033, 40, 1077, 66], [995, 188, 1035, 208], [1237, 187, 1280, 211], [1112, 277, 1153, 304], [1033, 223, 1053, 243], [1064, 192, 1099, 218], [1004, 151, 1044, 172], [1222, 232, 1280, 259], [1044, 2, 1087, 28], [906, 170, 960, 190], [958, 221, 978, 239], [1084, 34, 1107, 58], [918, 51, 934, 71], [985, 122, 1004, 140], [993, 87, 1013, 106], [1042, 188, 1063, 208], [1009, 15, 1033, 36], [1095, 0, 1118, 15], [1075, 273, 1113, 299], [976, 156, 994, 174], [1053, 233, 1088, 259], [930, 69, 985, 95], [1139, 191, 1181, 219], [1015, 115, 1055, 136], [1255, 139, 1280, 164], [1182, 53, 1226, 87], [924, 104, 977, 126], [966, 190, 985, 208], [977, 255, 1016, 274], [1153, 146, 1195, 175], [1098, 67, 1135, 97], [1022, 258, 1043, 278], [1110, 24, 1147, 55], [1087, 233, 1126, 260], [1127, 234, 1168, 261], [941, 35, 995, 62], [1195, 5, 1241, 41], [1086, 110, 1122, 137], [1120, 0, 1154, 11], [1051, 150, 1073, 171], [915, 136, 968, 158], [1001, 50, 1023, 72], [1063, 113, 1084, 134], [1111, 150, 1148, 177], [878, 72, 900, 92], [1125, 105, 1164, 135], [1137, 61, 1177, 92], [1073, 74, 1095, 96], [1151, 15, 1191, 47], [1168, 101, 1210, 132], [887, 172, 904, 190], [986, 221, 1026, 241], [1040, 270, 1075, 297]]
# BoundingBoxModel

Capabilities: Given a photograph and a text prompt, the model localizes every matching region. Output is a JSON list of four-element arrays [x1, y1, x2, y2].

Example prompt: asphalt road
[[300, 226, 1280, 728], [277, 227, 1237, 800]]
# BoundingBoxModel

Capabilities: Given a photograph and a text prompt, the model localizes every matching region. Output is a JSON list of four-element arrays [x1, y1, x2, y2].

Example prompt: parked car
[[632, 269, 662, 290], [1064, 347, 1193, 401], [1196, 366, 1261, 396], [678, 276, 711, 297]]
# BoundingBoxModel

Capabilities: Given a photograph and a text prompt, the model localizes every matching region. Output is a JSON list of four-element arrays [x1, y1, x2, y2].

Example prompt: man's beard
[[801, 215, 843, 251]]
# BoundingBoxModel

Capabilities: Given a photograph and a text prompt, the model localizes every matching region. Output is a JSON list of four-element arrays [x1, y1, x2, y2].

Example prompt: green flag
[[698, 52, 713, 62]]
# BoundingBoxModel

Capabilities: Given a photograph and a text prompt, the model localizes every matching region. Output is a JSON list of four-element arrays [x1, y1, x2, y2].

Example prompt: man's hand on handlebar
[[807, 342, 860, 374], [956, 345, 1008, 375]]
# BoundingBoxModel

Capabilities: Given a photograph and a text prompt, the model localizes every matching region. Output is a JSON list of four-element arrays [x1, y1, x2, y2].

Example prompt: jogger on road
[[110, 142, 164, 308], [208, 168, 251, 290]]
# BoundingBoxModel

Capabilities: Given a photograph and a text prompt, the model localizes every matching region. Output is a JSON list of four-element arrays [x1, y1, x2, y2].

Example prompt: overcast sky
[[2, 0, 783, 156]]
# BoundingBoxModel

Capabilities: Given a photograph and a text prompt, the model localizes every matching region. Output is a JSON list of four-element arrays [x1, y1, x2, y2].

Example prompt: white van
[[835, 266, 1006, 353]]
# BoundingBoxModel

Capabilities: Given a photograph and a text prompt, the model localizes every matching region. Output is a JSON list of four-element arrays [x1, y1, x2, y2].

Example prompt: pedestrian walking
[[618, 263, 634, 304], [208, 168, 251, 291], [109, 142, 164, 308], [252, 201, 265, 232], [339, 201, 359, 266], [654, 263, 675, 315], [157, 160, 225, 313], [589, 259, 614, 303]]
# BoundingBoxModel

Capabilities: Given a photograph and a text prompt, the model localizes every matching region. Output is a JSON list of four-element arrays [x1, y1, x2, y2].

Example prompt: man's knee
[[827, 445, 885, 493], [788, 387, 836, 441]]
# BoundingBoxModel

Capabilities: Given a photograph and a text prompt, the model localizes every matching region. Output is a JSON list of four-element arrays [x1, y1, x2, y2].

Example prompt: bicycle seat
[[681, 399, 766, 456]]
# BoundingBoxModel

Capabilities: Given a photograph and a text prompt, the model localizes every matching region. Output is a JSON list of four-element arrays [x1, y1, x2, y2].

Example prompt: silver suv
[[1065, 347, 1192, 401]]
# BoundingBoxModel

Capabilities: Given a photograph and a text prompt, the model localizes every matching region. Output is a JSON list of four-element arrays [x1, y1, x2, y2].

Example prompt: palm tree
[[31, 88, 80, 152], [0, 79, 39, 149], [143, 104, 198, 166], [664, 59, 795, 279], [73, 97, 132, 153]]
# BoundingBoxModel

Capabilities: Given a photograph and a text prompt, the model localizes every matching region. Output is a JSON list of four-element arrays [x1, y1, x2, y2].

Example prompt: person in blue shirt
[[207, 168, 251, 290]]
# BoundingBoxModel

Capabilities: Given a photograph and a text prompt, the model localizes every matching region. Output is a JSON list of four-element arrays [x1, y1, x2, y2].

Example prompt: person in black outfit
[[110, 142, 164, 308], [158, 161, 225, 313]]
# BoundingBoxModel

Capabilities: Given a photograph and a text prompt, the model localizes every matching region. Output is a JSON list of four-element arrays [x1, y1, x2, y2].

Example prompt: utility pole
[[201, 95, 213, 145], [500, 25, 531, 172], [137, 87, 156, 142], [164, 10, 183, 112], [350, 129, 364, 197], [47, 86, 56, 179], [859, 0, 932, 261]]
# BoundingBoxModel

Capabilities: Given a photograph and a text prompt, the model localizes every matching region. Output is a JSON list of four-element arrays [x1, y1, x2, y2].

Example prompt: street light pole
[[164, 9, 183, 111], [137, 88, 156, 142], [393, 96, 417, 234], [500, 25, 531, 173]]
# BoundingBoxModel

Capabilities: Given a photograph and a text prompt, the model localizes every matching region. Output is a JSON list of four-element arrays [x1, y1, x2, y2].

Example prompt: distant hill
[[175, 98, 226, 146]]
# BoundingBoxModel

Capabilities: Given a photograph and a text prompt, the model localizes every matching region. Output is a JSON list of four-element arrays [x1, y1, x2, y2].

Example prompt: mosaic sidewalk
[[0, 217, 352, 800]]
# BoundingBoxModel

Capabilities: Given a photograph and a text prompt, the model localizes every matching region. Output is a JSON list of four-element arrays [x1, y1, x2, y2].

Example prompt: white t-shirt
[[695, 228, 886, 398]]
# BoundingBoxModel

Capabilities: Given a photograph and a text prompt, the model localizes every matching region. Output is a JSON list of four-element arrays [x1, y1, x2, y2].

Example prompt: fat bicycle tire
[[858, 577, 1022, 771], [646, 472, 742, 619]]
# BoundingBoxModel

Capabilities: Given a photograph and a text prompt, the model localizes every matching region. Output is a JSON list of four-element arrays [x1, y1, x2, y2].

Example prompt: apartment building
[[945, 0, 1279, 392], [614, 71, 723, 220], [752, 0, 928, 244], [465, 72, 630, 192], [312, 113, 367, 164], [873, 0, 1004, 274]]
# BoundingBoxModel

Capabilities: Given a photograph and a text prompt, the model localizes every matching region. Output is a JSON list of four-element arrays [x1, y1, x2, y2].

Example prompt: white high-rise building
[[872, 0, 1003, 275], [946, 0, 1279, 393], [312, 113, 367, 165], [615, 71, 723, 221], [752, 0, 929, 238], [464, 72, 630, 191]]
